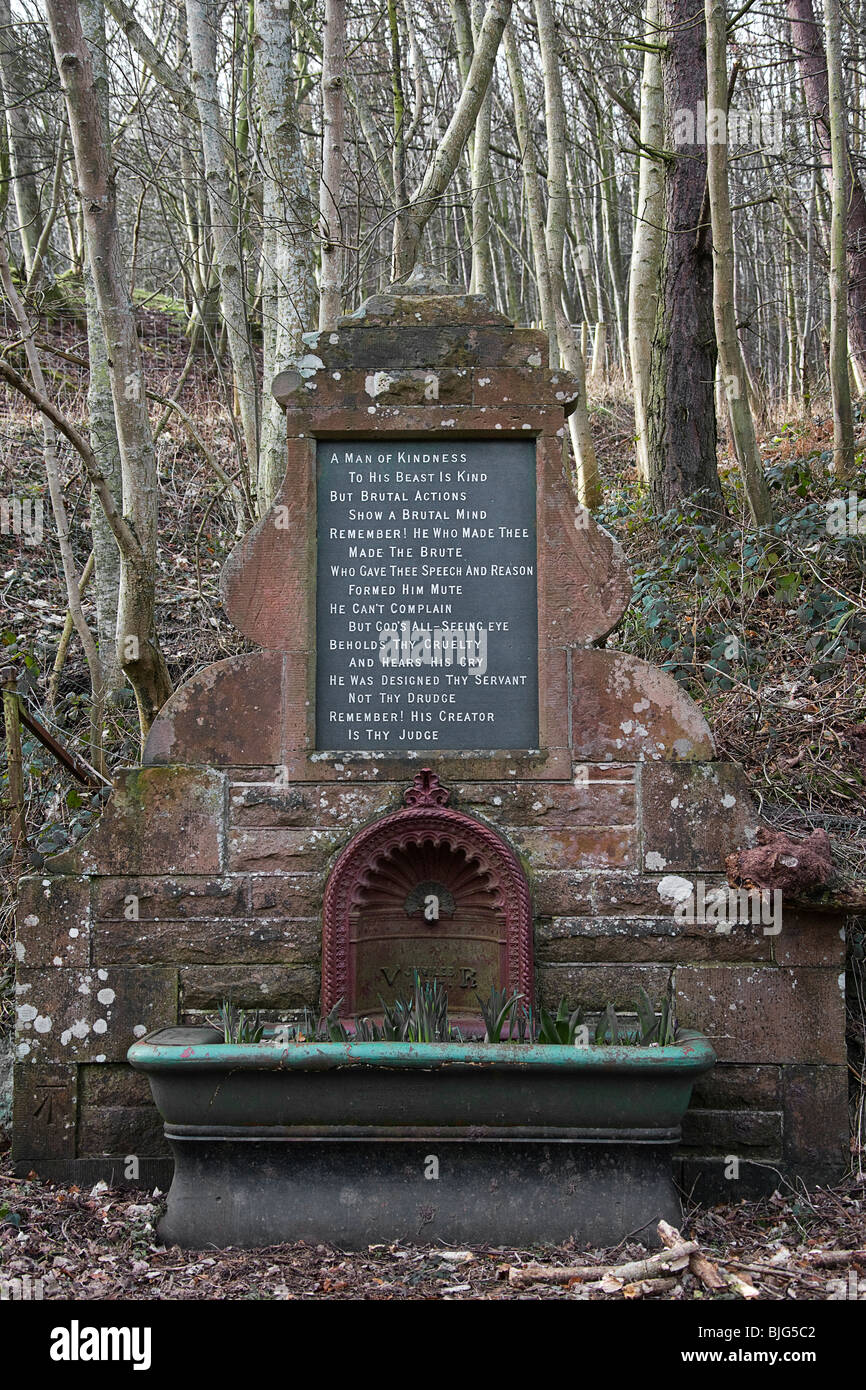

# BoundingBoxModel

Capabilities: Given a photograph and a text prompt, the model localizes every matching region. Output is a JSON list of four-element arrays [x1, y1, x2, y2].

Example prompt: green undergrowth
[[598, 423, 866, 821]]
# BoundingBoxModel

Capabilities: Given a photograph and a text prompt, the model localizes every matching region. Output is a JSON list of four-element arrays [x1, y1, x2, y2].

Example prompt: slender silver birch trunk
[[391, 0, 512, 279], [79, 0, 123, 701], [0, 0, 45, 278], [184, 0, 260, 492], [45, 0, 172, 740], [823, 0, 855, 474], [704, 0, 773, 523], [255, 0, 318, 508], [319, 0, 345, 326], [469, 0, 495, 298], [628, 0, 664, 481], [533, 0, 601, 506]]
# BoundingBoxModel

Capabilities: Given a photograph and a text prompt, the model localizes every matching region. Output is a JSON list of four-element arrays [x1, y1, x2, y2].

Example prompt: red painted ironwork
[[321, 769, 533, 1016]]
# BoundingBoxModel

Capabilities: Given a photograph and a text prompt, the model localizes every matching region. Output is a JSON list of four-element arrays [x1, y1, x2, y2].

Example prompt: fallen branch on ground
[[505, 1241, 699, 1288]]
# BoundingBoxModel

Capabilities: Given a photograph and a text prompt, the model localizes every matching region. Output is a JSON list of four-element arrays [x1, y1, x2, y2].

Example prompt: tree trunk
[[597, 121, 630, 382], [255, 0, 318, 508], [0, 237, 105, 767], [0, 0, 46, 278], [534, 0, 601, 506], [628, 0, 664, 481], [504, 22, 555, 349], [45, 0, 172, 741], [79, 0, 124, 701], [319, 0, 345, 326], [469, 0, 496, 298], [646, 0, 722, 513], [391, 0, 512, 280], [184, 0, 260, 491], [822, 0, 856, 474], [787, 0, 866, 388], [705, 0, 773, 524]]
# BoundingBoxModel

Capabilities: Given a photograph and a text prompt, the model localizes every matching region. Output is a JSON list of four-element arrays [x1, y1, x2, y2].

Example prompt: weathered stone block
[[640, 762, 760, 871], [675, 965, 847, 1063], [11, 1063, 77, 1160], [537, 963, 672, 1011], [781, 1064, 849, 1175], [78, 1105, 168, 1157], [539, 443, 631, 646], [16, 876, 90, 968], [680, 1108, 782, 1156], [283, 324, 551, 372], [457, 780, 636, 827], [571, 649, 714, 761], [472, 367, 579, 408], [48, 768, 224, 876], [15, 967, 178, 1063], [79, 1063, 153, 1107], [94, 916, 320, 965], [249, 874, 324, 916], [691, 1063, 781, 1109], [772, 911, 847, 967], [541, 646, 570, 752], [535, 915, 771, 963], [228, 827, 343, 873], [220, 436, 315, 652], [229, 782, 396, 828], [593, 872, 679, 916], [289, 367, 475, 410], [531, 870, 594, 916], [144, 652, 284, 766], [179, 964, 320, 1010], [509, 826, 636, 870], [93, 876, 247, 921]]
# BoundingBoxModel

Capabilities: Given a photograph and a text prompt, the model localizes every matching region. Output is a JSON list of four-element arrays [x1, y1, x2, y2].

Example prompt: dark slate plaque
[[316, 439, 539, 750]]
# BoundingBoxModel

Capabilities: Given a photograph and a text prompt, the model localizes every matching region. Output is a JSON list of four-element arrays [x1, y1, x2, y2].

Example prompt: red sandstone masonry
[[11, 276, 850, 1195], [16, 877, 91, 969], [674, 965, 846, 1064]]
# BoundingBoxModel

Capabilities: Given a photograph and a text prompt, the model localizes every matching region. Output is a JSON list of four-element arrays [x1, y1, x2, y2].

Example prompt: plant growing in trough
[[214, 978, 683, 1048]]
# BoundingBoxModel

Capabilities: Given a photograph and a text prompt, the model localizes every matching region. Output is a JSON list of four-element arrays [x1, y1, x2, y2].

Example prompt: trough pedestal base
[[159, 1137, 681, 1249]]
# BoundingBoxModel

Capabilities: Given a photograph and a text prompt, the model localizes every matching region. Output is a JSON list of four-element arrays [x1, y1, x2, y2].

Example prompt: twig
[[506, 1242, 698, 1287]]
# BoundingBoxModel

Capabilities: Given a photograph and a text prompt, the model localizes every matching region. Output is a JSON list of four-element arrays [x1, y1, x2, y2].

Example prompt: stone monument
[[13, 271, 848, 1197]]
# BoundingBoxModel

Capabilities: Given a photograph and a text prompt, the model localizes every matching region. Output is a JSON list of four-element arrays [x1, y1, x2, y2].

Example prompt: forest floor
[[1, 1155, 864, 1300], [1, 306, 865, 1299]]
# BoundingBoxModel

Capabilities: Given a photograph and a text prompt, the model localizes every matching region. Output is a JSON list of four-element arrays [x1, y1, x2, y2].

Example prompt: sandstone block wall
[[12, 276, 850, 1199]]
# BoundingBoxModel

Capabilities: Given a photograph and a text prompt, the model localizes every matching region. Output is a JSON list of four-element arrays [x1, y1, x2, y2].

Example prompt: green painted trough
[[128, 1026, 715, 1250]]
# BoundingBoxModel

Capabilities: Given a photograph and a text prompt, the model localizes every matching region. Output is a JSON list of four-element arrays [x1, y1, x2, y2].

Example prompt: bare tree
[[646, 0, 722, 512], [80, 0, 123, 700], [788, 0, 866, 391], [255, 0, 318, 506], [822, 0, 856, 475], [319, 0, 345, 326], [705, 0, 773, 523], [184, 0, 260, 493], [628, 0, 664, 483], [534, 0, 601, 506], [44, 0, 172, 739], [391, 0, 512, 279], [0, 0, 46, 278]]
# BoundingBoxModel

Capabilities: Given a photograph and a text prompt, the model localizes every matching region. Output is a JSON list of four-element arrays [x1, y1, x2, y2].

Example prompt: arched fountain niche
[[322, 770, 533, 1029]]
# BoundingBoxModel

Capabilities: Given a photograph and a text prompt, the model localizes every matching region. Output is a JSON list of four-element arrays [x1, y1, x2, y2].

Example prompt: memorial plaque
[[316, 439, 539, 749]]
